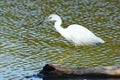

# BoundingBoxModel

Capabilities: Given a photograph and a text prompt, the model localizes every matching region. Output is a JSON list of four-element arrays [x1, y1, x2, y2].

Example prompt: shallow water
[[0, 0, 120, 80]]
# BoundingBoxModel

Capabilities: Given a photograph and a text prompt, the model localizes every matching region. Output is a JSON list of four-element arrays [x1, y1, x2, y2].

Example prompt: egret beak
[[39, 19, 47, 25], [39, 20, 44, 24], [46, 18, 51, 22], [38, 17, 50, 25]]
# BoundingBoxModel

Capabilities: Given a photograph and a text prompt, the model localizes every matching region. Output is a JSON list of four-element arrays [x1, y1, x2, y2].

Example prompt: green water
[[0, 0, 120, 79]]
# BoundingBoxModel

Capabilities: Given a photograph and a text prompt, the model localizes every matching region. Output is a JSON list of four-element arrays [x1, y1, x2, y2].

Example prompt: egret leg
[[55, 48, 76, 64], [74, 46, 84, 51]]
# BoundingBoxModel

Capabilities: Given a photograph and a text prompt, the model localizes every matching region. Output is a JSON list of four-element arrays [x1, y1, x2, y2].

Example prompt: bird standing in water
[[47, 14, 105, 46]]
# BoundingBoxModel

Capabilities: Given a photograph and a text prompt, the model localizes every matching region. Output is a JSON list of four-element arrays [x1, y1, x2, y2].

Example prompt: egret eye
[[49, 17, 52, 20]]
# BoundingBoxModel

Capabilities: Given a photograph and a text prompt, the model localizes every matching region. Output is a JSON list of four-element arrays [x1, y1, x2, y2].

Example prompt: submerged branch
[[38, 64, 120, 79]]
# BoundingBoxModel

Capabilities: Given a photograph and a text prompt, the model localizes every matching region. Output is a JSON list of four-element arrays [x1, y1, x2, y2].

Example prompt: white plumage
[[47, 14, 105, 46]]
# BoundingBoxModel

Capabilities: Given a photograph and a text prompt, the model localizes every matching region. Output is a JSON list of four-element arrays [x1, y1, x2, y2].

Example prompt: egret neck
[[54, 19, 71, 41], [54, 18, 65, 36]]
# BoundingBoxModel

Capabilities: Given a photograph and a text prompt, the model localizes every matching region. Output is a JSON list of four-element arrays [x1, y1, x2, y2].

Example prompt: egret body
[[47, 14, 105, 46]]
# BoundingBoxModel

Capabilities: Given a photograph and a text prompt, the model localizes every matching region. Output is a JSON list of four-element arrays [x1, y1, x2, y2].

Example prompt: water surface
[[0, 0, 120, 80]]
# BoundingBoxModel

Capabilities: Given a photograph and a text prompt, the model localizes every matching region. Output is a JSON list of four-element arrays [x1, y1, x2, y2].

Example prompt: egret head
[[47, 14, 61, 22]]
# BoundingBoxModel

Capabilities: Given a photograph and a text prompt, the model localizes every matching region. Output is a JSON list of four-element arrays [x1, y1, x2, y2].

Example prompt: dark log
[[38, 64, 120, 79]]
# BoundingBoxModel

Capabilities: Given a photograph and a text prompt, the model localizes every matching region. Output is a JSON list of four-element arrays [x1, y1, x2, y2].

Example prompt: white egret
[[47, 14, 105, 46]]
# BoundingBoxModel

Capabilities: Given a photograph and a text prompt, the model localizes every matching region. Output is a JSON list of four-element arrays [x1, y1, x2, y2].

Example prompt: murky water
[[0, 0, 120, 80]]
